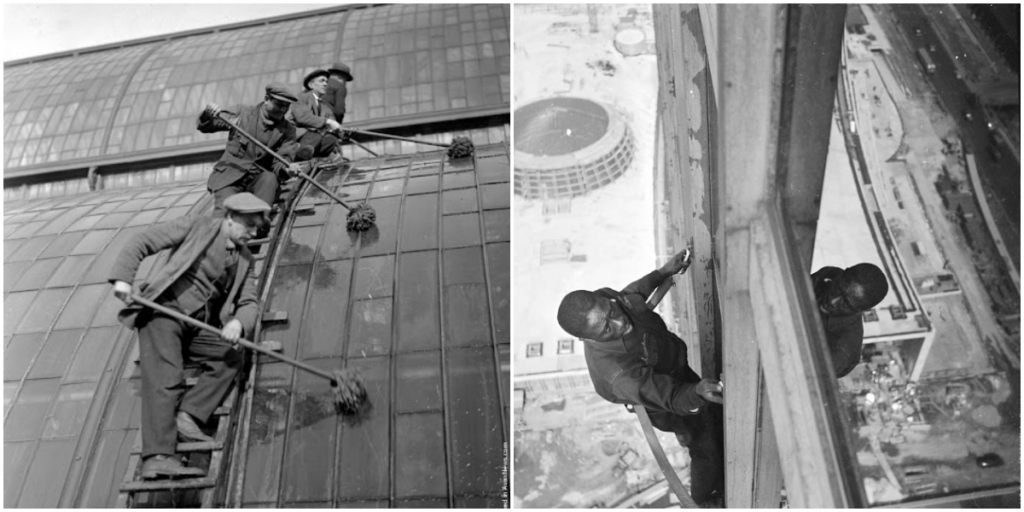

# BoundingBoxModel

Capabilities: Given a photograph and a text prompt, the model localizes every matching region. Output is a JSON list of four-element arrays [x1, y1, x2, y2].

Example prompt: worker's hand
[[286, 162, 303, 177], [695, 378, 724, 404], [113, 280, 133, 304], [325, 118, 342, 132], [203, 103, 222, 118], [660, 249, 693, 277], [221, 319, 243, 348]]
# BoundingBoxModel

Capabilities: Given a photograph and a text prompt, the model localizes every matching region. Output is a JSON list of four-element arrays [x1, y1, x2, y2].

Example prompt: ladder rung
[[120, 476, 217, 492], [262, 311, 288, 323], [132, 440, 223, 455]]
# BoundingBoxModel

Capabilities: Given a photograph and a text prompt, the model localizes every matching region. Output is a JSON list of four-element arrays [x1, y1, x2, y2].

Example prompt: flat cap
[[328, 62, 353, 81], [265, 82, 297, 103], [303, 69, 330, 90], [224, 192, 271, 214]]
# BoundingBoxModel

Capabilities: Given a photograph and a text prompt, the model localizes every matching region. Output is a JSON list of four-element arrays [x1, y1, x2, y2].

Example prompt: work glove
[[113, 280, 133, 304], [203, 103, 222, 120]]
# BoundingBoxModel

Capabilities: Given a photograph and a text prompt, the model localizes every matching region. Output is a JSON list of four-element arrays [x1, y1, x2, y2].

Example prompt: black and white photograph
[[3, 3, 510, 507], [512, 3, 1019, 509]]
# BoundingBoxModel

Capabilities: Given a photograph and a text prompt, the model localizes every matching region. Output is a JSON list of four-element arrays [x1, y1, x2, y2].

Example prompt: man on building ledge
[[110, 193, 267, 479], [288, 69, 345, 160], [557, 250, 725, 506], [812, 262, 889, 378], [198, 82, 302, 218]]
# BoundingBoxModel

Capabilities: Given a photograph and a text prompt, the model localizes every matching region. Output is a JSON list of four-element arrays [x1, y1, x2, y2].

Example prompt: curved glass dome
[[4, 4, 510, 173]]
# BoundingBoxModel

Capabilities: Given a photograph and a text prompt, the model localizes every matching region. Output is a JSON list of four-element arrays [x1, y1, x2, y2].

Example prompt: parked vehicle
[[917, 48, 936, 73], [977, 453, 1005, 468]]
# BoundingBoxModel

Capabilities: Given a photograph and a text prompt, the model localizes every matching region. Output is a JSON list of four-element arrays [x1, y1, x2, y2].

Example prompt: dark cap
[[265, 82, 297, 103], [303, 69, 330, 90], [328, 62, 353, 81], [224, 192, 271, 214]]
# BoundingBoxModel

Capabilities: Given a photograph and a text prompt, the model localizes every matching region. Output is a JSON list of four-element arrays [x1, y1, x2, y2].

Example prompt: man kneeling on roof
[[288, 69, 345, 160], [109, 193, 267, 479], [198, 82, 303, 219], [557, 249, 725, 506]]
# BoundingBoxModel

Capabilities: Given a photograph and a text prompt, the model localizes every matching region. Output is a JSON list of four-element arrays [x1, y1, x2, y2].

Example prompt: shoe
[[176, 411, 215, 443], [141, 455, 205, 479]]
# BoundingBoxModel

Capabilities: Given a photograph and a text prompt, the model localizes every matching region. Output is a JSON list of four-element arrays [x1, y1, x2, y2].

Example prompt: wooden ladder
[[115, 175, 303, 508]]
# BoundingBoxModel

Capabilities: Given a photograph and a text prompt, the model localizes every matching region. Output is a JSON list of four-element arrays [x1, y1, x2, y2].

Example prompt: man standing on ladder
[[556, 249, 725, 506], [198, 82, 303, 218], [109, 193, 268, 479]]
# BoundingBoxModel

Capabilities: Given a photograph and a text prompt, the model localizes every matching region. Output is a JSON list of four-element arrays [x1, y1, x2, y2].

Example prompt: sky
[[3, 2, 329, 62]]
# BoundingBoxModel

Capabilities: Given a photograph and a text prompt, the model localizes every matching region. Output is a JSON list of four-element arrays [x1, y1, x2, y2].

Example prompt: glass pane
[[348, 298, 393, 358], [475, 154, 508, 184], [261, 264, 312, 360], [66, 326, 120, 383], [16, 288, 73, 334], [4, 332, 46, 381], [443, 247, 484, 285], [337, 355, 390, 500], [396, 350, 443, 413], [27, 329, 83, 380], [395, 412, 448, 498], [300, 259, 352, 360], [280, 358, 341, 504], [397, 250, 440, 352], [53, 284, 108, 329], [442, 213, 481, 248], [400, 194, 438, 252], [360, 196, 401, 257], [279, 225, 322, 266], [38, 232, 84, 258], [4, 261, 31, 292], [351, 255, 395, 299], [70, 229, 117, 254], [45, 254, 96, 288], [486, 243, 510, 346], [483, 209, 509, 242], [4, 440, 38, 506], [17, 437, 76, 507], [4, 378, 60, 442], [319, 206, 360, 261], [12, 258, 63, 292], [444, 283, 490, 347], [4, 291, 38, 336], [442, 188, 478, 215], [78, 429, 131, 508], [243, 362, 294, 505], [447, 346, 503, 495], [480, 182, 509, 209], [42, 382, 97, 439], [8, 235, 56, 261]]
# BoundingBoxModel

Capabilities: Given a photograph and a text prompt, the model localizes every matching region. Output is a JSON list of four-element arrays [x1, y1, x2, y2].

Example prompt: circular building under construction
[[514, 97, 635, 199]]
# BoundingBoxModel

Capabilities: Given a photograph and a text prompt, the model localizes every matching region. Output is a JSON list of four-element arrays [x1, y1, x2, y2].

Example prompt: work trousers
[[136, 309, 242, 458], [647, 403, 724, 504], [212, 170, 278, 218], [298, 131, 339, 159]]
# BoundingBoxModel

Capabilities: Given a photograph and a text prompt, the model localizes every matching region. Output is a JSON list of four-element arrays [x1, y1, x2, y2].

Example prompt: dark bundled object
[[446, 136, 475, 159], [346, 202, 377, 232]]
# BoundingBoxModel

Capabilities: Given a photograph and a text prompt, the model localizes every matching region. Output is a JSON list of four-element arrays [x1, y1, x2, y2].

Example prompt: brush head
[[446, 136, 475, 159], [346, 203, 376, 231], [331, 367, 368, 415]]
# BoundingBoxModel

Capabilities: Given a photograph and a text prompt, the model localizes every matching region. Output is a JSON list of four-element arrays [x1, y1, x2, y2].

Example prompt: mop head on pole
[[446, 136, 475, 159], [346, 203, 376, 232], [332, 368, 368, 415]]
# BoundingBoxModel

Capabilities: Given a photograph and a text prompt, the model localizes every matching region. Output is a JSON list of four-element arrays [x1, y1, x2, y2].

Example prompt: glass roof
[[237, 143, 510, 507], [4, 3, 510, 173], [3, 141, 510, 507], [3, 182, 210, 508]]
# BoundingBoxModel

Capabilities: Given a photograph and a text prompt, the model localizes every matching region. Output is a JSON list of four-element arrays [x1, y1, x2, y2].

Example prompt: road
[[890, 4, 1020, 273]]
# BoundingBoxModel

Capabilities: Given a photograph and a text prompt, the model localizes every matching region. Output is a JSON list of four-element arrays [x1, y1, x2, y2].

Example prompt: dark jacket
[[287, 90, 333, 139], [197, 103, 298, 192], [322, 77, 347, 122], [109, 215, 259, 335], [582, 270, 705, 416], [812, 266, 865, 378]]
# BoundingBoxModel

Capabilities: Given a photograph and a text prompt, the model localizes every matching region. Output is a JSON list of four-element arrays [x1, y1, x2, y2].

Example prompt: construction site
[[513, 4, 1018, 508]]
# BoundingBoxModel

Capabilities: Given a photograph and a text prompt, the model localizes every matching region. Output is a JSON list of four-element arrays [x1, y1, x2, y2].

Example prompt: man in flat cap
[[288, 69, 344, 159], [812, 262, 889, 378], [323, 62, 353, 125], [198, 82, 303, 217], [556, 250, 725, 505], [109, 193, 269, 479]]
